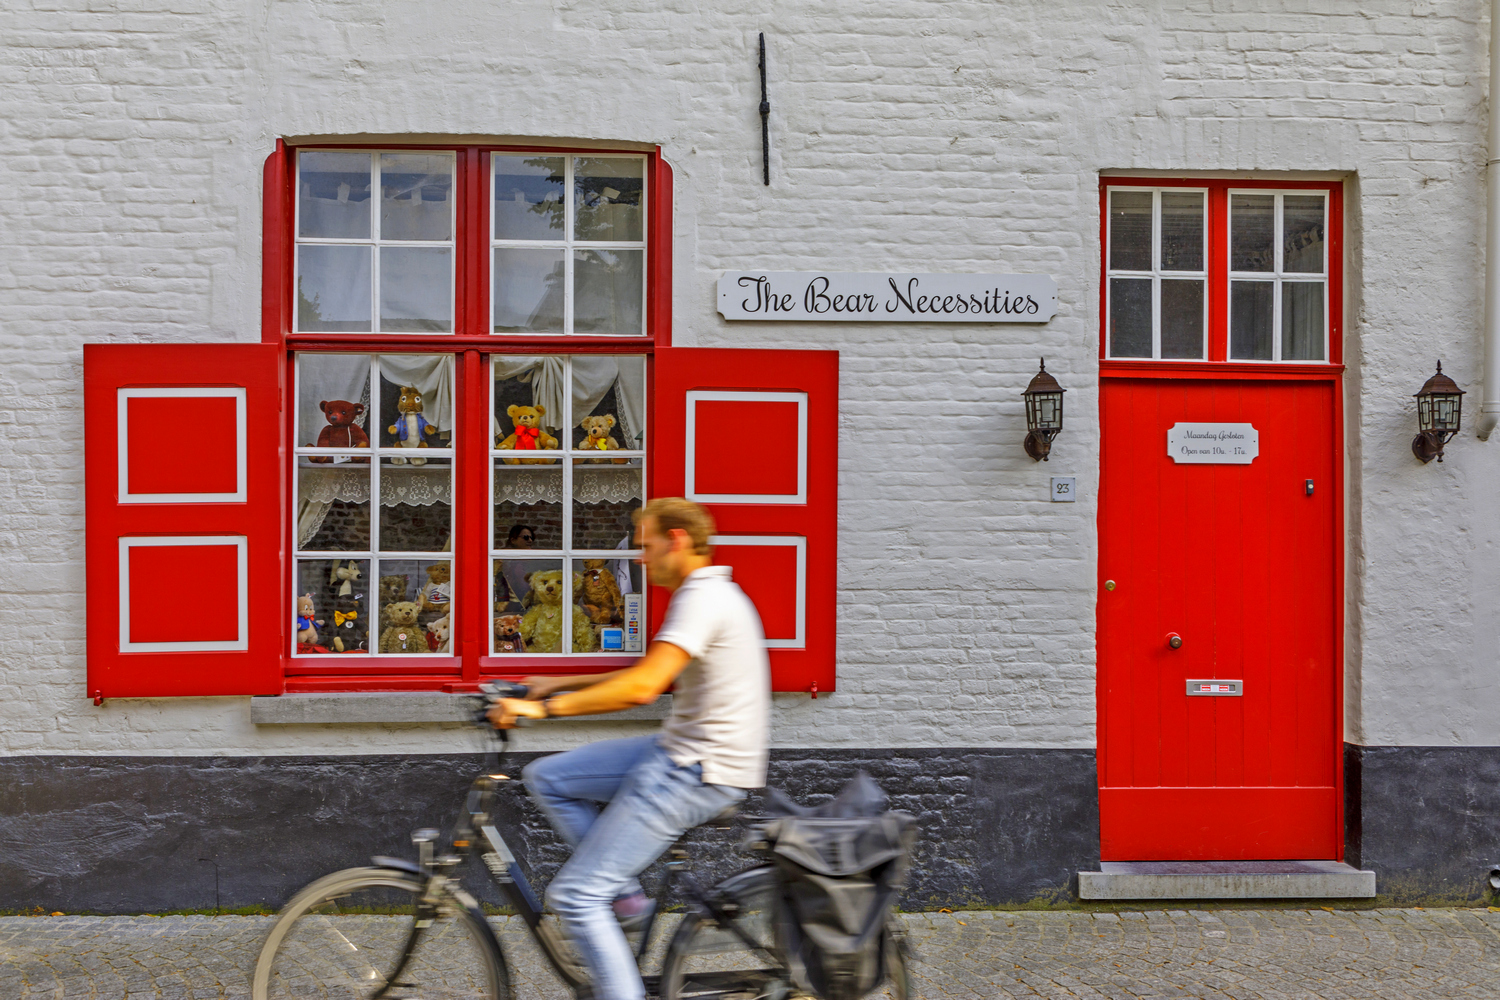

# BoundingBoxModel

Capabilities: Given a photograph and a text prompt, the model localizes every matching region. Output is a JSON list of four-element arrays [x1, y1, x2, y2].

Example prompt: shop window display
[[294, 353, 455, 656], [492, 355, 645, 654]]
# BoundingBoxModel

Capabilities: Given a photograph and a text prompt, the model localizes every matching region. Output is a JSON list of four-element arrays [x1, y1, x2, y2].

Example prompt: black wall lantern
[[1412, 360, 1465, 464], [1023, 358, 1066, 462]]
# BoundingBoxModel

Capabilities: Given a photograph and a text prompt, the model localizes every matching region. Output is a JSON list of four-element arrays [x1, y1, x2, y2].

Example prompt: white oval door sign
[[1167, 423, 1259, 464]]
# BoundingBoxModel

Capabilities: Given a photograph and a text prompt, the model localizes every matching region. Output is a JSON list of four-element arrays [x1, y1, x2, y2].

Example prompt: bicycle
[[251, 681, 912, 1000]]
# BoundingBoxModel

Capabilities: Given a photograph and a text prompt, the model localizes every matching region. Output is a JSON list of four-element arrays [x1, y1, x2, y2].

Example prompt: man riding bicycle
[[489, 497, 770, 1000]]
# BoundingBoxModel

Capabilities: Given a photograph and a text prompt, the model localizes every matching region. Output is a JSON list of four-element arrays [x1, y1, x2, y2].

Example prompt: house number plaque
[[1166, 423, 1259, 465]]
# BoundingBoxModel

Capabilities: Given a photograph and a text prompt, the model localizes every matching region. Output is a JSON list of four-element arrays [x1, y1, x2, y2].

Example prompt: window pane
[[297, 353, 371, 451], [1230, 280, 1274, 359], [1281, 282, 1325, 360], [572, 355, 645, 452], [1231, 195, 1274, 272], [298, 465, 371, 551], [1283, 195, 1326, 274], [574, 249, 644, 335], [494, 358, 562, 458], [379, 458, 452, 552], [1109, 278, 1152, 357], [379, 153, 453, 242], [298, 151, 371, 240], [379, 247, 452, 332], [296, 559, 372, 654], [376, 558, 451, 654], [493, 248, 566, 332], [378, 356, 454, 448], [1160, 192, 1204, 272], [494, 155, 565, 240], [574, 469, 642, 631], [574, 157, 644, 242], [297, 245, 371, 332], [1160, 279, 1204, 359], [1109, 191, 1152, 271], [494, 464, 563, 551]]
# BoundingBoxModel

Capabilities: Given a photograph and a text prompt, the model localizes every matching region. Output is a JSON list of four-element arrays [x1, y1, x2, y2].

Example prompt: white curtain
[[491, 356, 644, 440], [379, 354, 455, 435], [296, 354, 371, 447]]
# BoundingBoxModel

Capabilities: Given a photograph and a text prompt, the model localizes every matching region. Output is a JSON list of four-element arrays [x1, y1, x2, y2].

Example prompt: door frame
[[1095, 362, 1346, 859]]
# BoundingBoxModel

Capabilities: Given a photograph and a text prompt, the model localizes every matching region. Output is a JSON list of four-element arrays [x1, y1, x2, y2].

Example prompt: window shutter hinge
[[809, 681, 817, 699]]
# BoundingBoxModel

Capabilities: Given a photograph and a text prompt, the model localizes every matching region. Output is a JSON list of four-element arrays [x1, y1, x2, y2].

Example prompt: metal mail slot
[[1186, 679, 1242, 697]]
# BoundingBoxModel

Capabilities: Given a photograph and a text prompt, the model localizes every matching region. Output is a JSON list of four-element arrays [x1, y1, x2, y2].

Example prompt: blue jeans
[[524, 735, 747, 1000]]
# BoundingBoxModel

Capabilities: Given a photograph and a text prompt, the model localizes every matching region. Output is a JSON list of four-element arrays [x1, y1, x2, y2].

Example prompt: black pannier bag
[[757, 773, 917, 1000]]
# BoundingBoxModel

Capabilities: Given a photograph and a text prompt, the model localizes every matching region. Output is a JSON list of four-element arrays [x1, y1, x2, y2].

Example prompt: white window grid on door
[[292, 353, 456, 657], [1227, 189, 1329, 363], [489, 355, 646, 655], [1104, 187, 1209, 360], [293, 149, 457, 335], [491, 153, 648, 335]]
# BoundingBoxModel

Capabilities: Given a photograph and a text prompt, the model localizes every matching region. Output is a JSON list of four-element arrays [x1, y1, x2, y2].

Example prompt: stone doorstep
[[250, 692, 671, 725], [1078, 860, 1377, 900]]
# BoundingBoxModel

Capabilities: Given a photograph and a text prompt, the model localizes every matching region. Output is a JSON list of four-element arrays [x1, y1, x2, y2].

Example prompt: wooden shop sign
[[718, 271, 1058, 322]]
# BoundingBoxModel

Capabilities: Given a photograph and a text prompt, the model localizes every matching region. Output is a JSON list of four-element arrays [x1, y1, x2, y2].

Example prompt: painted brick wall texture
[[0, 0, 1497, 755]]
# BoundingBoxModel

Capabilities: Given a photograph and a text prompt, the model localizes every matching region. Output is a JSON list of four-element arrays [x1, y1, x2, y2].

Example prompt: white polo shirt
[[653, 565, 771, 789]]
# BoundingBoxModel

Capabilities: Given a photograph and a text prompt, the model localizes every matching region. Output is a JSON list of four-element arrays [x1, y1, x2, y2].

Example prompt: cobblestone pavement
[[2, 906, 1499, 998]]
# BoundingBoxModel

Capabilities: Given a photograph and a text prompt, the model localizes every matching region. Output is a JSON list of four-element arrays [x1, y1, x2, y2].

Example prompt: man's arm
[[520, 670, 630, 700], [490, 641, 691, 727]]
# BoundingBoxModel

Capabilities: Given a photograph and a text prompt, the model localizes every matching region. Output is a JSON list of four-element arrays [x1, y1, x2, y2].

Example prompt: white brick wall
[[0, 0, 1494, 755]]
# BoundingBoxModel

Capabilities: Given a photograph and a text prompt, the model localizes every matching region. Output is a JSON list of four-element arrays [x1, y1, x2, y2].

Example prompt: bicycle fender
[[370, 856, 424, 875]]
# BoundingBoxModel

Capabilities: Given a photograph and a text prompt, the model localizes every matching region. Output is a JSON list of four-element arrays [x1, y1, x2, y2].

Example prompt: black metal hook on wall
[[759, 33, 771, 186]]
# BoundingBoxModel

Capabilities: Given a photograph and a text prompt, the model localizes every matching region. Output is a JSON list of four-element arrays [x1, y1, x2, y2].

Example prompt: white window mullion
[[1151, 190, 1162, 359], [564, 157, 575, 334], [371, 154, 383, 334]]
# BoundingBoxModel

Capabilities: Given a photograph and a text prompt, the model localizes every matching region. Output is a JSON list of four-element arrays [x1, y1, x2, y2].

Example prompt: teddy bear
[[379, 601, 425, 654], [329, 559, 362, 597], [379, 575, 408, 628], [418, 561, 451, 624], [330, 595, 366, 653], [579, 559, 623, 625], [426, 614, 451, 654], [575, 414, 628, 465], [493, 610, 526, 653], [519, 569, 598, 653], [388, 385, 439, 465], [296, 594, 324, 646], [498, 405, 559, 465], [308, 400, 370, 463]]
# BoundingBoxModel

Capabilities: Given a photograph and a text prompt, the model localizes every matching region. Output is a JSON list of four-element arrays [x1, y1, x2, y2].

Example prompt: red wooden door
[[1097, 376, 1341, 860]]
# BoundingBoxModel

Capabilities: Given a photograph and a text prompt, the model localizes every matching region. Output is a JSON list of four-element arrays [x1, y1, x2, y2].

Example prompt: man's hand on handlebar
[[488, 698, 547, 729], [518, 676, 568, 700]]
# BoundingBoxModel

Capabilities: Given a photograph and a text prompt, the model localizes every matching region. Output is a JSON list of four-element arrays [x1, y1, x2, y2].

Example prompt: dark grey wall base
[[0, 747, 1099, 914], [1345, 743, 1500, 904]]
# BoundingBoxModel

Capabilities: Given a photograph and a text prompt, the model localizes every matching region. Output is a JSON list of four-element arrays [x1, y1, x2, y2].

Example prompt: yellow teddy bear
[[497, 405, 560, 465], [519, 569, 598, 653]]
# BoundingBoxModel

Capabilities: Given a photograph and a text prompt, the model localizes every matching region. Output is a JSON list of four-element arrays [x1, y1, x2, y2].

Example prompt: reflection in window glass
[[1160, 192, 1204, 272], [1231, 195, 1275, 272], [575, 157, 644, 242], [493, 249, 565, 332], [1283, 196, 1326, 274], [297, 245, 371, 332], [379, 247, 452, 332], [494, 155, 566, 240], [379, 153, 453, 242], [574, 249, 644, 335], [298, 151, 371, 240]]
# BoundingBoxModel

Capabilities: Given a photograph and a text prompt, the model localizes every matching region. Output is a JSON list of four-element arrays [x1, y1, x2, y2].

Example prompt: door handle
[[1166, 633, 1183, 650]]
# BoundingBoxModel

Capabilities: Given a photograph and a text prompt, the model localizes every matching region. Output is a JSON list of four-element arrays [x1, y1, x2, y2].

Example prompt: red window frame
[[263, 140, 675, 692], [1099, 177, 1344, 376]]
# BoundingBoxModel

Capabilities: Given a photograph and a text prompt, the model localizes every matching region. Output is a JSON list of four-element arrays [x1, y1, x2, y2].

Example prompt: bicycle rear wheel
[[252, 866, 509, 1000], [659, 866, 912, 1000]]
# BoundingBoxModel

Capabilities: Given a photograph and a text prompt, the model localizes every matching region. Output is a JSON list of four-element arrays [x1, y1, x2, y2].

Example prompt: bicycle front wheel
[[660, 866, 788, 1000], [252, 866, 509, 1000]]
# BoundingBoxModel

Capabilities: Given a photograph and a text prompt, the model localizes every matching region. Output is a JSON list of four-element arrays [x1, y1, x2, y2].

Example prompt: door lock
[[1166, 633, 1183, 650]]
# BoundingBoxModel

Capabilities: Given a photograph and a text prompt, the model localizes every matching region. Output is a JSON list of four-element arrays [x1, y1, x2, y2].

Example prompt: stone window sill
[[250, 692, 671, 725]]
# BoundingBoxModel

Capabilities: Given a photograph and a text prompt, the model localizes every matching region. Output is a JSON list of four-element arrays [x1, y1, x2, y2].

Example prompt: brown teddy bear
[[388, 385, 438, 465], [308, 400, 370, 463], [519, 569, 598, 653], [579, 559, 623, 625], [498, 405, 559, 464], [575, 414, 628, 465], [379, 601, 425, 654], [493, 612, 526, 653], [418, 561, 451, 623]]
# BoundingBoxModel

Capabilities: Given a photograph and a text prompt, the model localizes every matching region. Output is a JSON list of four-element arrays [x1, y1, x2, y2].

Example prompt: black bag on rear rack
[[757, 773, 917, 1000]]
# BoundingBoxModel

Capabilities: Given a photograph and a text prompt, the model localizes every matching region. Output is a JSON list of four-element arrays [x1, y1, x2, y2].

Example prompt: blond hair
[[634, 497, 716, 556]]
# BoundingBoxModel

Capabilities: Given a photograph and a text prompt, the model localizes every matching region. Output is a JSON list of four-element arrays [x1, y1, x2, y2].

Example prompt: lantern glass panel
[[1433, 395, 1461, 432], [1417, 395, 1434, 432], [1028, 393, 1062, 432]]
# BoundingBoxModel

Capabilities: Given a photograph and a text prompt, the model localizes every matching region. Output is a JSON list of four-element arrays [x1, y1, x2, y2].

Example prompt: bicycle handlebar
[[473, 681, 532, 743]]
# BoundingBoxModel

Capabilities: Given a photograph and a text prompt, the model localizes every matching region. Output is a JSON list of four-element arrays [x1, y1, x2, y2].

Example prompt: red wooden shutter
[[84, 343, 285, 699], [652, 348, 838, 692]]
